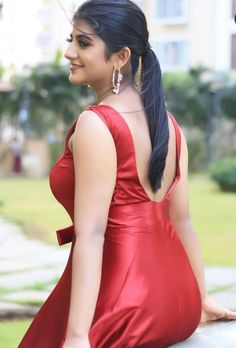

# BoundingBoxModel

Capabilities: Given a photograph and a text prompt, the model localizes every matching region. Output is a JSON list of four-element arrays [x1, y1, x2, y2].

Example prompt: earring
[[112, 68, 123, 94]]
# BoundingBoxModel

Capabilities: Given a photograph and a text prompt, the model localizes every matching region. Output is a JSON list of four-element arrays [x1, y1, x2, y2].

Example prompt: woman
[[18, 1, 236, 347]]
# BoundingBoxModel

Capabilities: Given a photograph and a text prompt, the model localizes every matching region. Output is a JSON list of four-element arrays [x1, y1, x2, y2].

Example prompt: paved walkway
[[0, 216, 236, 347]]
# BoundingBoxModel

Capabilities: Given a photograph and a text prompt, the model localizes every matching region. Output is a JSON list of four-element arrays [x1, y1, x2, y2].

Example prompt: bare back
[[68, 103, 177, 203]]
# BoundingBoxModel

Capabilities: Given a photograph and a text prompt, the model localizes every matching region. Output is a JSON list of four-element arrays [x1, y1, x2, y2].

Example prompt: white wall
[[0, 0, 82, 73], [142, 0, 233, 72], [189, 0, 231, 71]]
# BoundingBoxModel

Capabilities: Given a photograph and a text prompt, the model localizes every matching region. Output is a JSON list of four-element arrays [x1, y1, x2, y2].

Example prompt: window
[[232, 0, 236, 17], [156, 0, 188, 23], [154, 39, 189, 71]]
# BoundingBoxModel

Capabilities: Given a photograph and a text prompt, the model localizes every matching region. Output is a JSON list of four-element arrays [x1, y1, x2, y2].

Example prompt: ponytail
[[140, 48, 169, 193]]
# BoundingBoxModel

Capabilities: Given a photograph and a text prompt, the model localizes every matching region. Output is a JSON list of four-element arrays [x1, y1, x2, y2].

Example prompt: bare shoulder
[[72, 109, 115, 154], [74, 109, 108, 133]]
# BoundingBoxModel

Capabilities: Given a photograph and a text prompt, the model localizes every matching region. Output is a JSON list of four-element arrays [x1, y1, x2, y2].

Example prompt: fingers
[[224, 309, 236, 320], [200, 308, 236, 323]]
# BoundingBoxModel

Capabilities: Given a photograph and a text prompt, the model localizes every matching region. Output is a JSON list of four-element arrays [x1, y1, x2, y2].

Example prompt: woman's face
[[64, 20, 114, 89]]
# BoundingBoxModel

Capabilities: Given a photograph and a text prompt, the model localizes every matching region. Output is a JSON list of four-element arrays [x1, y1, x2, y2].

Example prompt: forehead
[[71, 20, 97, 38]]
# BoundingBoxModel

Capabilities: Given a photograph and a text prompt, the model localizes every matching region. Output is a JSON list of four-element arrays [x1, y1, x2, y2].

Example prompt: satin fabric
[[18, 104, 201, 348]]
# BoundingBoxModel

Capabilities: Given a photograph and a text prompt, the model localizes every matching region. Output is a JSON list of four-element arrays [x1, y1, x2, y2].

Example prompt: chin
[[68, 74, 85, 85]]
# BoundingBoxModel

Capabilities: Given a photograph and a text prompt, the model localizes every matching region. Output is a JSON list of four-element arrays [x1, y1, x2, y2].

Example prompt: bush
[[186, 128, 206, 172], [210, 157, 236, 192]]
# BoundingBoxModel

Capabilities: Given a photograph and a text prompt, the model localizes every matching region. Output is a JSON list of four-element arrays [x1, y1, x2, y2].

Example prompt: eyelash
[[66, 38, 89, 48]]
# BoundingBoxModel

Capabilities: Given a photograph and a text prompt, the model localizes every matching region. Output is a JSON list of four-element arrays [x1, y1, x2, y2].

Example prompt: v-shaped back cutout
[[66, 104, 181, 204], [96, 105, 181, 204]]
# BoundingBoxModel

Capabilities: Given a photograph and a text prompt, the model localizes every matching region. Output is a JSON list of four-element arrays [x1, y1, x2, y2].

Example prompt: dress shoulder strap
[[167, 111, 181, 162]]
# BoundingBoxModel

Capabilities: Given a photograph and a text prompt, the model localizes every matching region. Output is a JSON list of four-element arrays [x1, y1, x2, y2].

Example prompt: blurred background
[[1, 0, 236, 272], [0, 1, 236, 345], [0, 0, 236, 178]]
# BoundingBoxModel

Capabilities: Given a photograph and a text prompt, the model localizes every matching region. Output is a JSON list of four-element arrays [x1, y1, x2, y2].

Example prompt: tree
[[163, 66, 217, 129], [220, 83, 236, 121], [1, 52, 95, 138]]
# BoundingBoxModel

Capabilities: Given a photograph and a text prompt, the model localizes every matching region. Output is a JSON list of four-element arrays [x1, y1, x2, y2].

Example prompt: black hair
[[73, 0, 169, 193]]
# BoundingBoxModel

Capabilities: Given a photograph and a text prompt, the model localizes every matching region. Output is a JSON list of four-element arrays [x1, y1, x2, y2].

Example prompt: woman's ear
[[114, 47, 131, 69]]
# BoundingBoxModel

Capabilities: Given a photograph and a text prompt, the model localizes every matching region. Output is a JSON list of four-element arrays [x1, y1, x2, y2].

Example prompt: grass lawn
[[0, 174, 235, 265], [0, 319, 31, 348], [188, 174, 236, 266], [0, 176, 71, 245]]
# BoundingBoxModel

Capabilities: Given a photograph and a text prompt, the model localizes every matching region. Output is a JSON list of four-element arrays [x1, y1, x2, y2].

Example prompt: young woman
[[18, 1, 236, 347]]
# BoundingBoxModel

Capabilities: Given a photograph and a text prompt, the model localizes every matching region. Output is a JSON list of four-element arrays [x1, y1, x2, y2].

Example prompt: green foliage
[[186, 128, 206, 172], [0, 65, 4, 79], [220, 84, 236, 120], [0, 52, 96, 137], [163, 66, 214, 129], [164, 71, 195, 124], [22, 62, 91, 135], [210, 157, 236, 192], [163, 67, 236, 129]]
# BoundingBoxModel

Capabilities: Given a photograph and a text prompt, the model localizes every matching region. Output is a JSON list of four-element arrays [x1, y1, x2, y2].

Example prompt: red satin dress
[[18, 104, 202, 348]]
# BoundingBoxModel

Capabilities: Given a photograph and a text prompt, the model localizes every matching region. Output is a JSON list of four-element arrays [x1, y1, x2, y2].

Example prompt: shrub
[[185, 128, 206, 172], [210, 157, 236, 192]]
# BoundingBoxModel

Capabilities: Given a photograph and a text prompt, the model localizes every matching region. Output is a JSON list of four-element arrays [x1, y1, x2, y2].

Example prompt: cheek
[[85, 56, 112, 78]]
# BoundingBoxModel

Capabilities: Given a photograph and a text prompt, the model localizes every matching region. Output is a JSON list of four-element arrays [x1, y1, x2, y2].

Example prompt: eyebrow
[[70, 33, 94, 42]]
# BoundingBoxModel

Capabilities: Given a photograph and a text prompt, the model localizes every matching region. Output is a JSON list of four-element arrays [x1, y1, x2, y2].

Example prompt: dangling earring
[[112, 67, 123, 94]]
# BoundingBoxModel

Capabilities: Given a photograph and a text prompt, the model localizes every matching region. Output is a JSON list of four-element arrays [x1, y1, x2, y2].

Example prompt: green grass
[[0, 175, 236, 265], [0, 177, 71, 245], [4, 299, 44, 306], [0, 320, 32, 348], [189, 174, 236, 266]]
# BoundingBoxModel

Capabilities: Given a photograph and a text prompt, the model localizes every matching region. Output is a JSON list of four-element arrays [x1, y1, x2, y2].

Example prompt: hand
[[200, 295, 236, 323], [62, 334, 91, 348]]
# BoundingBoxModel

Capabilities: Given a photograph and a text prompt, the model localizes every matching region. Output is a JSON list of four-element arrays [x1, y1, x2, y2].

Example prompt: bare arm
[[169, 130, 207, 301], [64, 111, 117, 341]]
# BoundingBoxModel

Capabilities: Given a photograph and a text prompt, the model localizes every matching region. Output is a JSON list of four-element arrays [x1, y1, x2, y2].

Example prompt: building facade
[[144, 0, 236, 72], [0, 0, 80, 73], [0, 0, 235, 73]]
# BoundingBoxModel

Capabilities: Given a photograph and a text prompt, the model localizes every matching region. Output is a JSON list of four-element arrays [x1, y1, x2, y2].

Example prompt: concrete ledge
[[1, 302, 236, 347], [169, 320, 236, 347], [0, 302, 39, 320]]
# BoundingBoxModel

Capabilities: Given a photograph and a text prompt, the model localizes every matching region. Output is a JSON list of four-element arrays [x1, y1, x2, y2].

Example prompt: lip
[[70, 64, 84, 72]]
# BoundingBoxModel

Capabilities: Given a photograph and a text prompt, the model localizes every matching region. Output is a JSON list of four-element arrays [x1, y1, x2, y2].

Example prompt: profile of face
[[64, 20, 132, 91], [64, 21, 114, 89]]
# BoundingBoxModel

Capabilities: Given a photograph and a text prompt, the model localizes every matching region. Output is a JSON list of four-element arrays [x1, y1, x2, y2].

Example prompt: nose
[[64, 44, 78, 61]]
